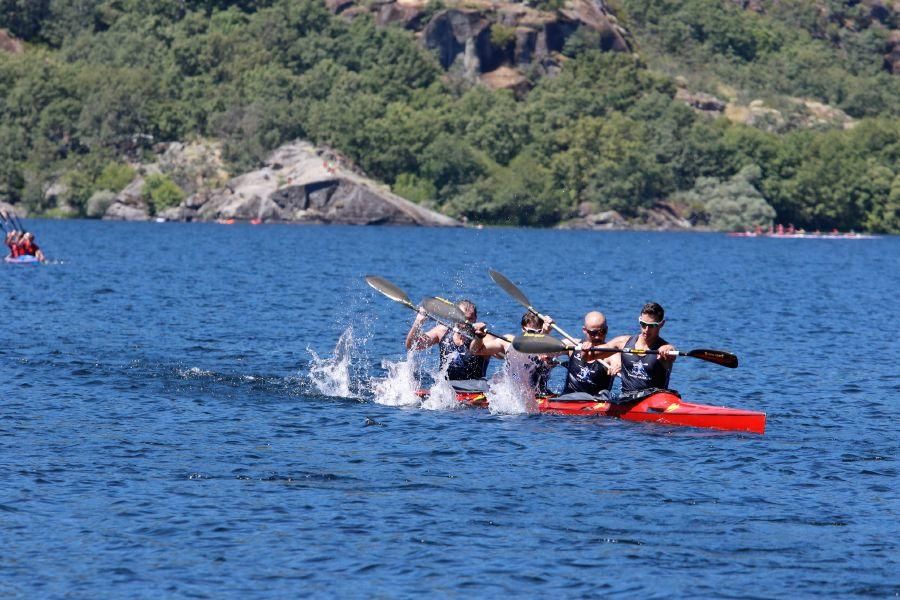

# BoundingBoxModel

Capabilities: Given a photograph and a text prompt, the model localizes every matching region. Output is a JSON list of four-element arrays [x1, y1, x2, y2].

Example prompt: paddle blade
[[511, 333, 567, 354], [686, 349, 739, 368], [364, 275, 412, 307], [488, 269, 532, 309], [421, 296, 467, 323]]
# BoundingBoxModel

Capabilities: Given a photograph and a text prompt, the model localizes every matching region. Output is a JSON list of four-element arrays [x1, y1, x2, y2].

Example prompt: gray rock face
[[104, 174, 152, 221], [189, 141, 458, 226]]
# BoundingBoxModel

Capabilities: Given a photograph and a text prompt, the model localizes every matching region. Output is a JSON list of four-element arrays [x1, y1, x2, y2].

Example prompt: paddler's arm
[[469, 323, 509, 357], [405, 310, 445, 350]]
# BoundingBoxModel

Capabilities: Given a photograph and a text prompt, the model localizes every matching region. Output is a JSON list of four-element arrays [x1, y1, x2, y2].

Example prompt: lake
[[1, 220, 897, 598]]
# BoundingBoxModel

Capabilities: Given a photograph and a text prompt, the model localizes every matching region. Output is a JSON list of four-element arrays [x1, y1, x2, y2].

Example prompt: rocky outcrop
[[104, 173, 154, 221], [886, 30, 900, 74], [560, 201, 692, 230], [334, 0, 632, 92], [106, 141, 459, 226], [0, 201, 26, 218], [0, 30, 24, 55], [187, 142, 458, 226]]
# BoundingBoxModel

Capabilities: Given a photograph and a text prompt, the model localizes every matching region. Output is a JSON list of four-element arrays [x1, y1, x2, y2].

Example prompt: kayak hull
[[4, 255, 40, 264], [416, 389, 766, 434]]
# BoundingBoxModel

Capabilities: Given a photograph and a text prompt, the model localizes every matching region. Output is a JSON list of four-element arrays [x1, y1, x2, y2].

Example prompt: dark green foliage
[[0, 0, 896, 231], [142, 173, 185, 214]]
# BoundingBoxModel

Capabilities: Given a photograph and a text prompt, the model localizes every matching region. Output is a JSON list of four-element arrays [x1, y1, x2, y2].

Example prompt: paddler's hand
[[540, 317, 554, 334], [658, 345, 677, 361], [414, 308, 428, 324], [473, 322, 487, 339]]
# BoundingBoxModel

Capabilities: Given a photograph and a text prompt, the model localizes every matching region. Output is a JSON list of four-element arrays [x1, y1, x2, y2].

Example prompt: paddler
[[17, 231, 45, 262], [470, 312, 556, 395], [605, 302, 677, 397], [5, 230, 21, 257], [559, 311, 616, 396], [405, 299, 489, 383]]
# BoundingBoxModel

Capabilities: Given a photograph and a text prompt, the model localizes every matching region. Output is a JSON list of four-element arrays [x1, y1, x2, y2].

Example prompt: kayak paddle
[[512, 333, 739, 368], [421, 296, 512, 346], [364, 276, 476, 340], [488, 269, 581, 344]]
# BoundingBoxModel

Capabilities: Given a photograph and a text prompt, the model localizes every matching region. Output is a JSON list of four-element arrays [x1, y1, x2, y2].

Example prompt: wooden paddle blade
[[488, 269, 532, 308], [421, 297, 467, 323], [364, 275, 412, 307], [511, 333, 567, 354], [686, 349, 739, 368]]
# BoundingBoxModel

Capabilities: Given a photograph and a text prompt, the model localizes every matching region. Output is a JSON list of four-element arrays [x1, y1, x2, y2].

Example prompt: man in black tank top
[[606, 302, 677, 395], [405, 298, 489, 381], [561, 311, 617, 395]]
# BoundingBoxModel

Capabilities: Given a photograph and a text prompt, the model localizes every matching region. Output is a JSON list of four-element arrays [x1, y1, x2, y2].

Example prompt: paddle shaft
[[488, 269, 610, 368]]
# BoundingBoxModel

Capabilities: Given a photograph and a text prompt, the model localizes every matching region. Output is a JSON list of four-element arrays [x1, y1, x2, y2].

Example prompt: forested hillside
[[0, 0, 898, 232]]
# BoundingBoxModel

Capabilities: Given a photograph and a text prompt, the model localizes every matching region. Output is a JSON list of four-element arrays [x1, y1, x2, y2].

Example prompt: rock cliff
[[104, 141, 459, 227]]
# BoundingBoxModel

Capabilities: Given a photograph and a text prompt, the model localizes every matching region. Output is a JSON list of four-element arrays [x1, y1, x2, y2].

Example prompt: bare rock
[[886, 29, 900, 74], [0, 30, 24, 55], [103, 173, 153, 221], [190, 141, 459, 226], [0, 201, 26, 218], [480, 66, 532, 96], [676, 88, 727, 113]]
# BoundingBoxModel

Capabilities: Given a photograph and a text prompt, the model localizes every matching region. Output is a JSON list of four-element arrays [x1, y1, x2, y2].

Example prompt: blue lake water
[[2, 220, 898, 598]]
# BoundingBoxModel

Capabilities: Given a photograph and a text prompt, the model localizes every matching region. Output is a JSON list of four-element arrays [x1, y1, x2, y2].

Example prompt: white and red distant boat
[[728, 225, 880, 239]]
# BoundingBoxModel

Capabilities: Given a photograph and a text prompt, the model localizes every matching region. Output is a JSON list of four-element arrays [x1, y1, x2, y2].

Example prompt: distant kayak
[[4, 255, 41, 264], [728, 231, 880, 240], [416, 387, 766, 434]]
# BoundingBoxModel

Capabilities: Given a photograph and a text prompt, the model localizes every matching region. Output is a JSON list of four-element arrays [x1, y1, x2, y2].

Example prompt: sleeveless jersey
[[619, 334, 671, 393], [562, 351, 613, 395], [439, 330, 489, 381]]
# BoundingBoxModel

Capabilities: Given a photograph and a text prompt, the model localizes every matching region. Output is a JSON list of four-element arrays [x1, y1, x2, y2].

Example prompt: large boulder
[[103, 172, 154, 221], [189, 141, 459, 226]]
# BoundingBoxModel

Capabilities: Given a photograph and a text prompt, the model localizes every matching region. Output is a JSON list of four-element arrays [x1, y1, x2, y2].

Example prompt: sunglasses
[[522, 328, 542, 334], [584, 327, 607, 336], [639, 320, 662, 329]]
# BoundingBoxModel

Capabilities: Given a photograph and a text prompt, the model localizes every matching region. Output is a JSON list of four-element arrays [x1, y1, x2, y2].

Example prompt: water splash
[[419, 365, 461, 411], [486, 349, 539, 415], [371, 352, 421, 407], [308, 326, 357, 398]]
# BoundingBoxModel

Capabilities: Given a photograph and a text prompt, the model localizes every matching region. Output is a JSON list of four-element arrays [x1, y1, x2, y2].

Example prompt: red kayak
[[415, 388, 766, 434]]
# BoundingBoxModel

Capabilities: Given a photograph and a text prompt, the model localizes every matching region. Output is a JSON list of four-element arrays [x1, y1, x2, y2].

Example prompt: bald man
[[561, 311, 616, 396]]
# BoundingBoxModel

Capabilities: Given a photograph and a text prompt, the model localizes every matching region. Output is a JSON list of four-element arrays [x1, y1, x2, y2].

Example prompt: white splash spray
[[308, 326, 356, 398], [486, 349, 540, 415], [371, 352, 422, 407], [419, 364, 462, 411]]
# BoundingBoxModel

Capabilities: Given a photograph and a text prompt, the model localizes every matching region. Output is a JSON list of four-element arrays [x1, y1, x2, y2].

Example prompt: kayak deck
[[415, 388, 766, 434]]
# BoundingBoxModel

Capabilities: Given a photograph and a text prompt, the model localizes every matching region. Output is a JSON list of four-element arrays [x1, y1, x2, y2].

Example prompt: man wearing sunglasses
[[560, 311, 616, 396], [605, 302, 677, 396]]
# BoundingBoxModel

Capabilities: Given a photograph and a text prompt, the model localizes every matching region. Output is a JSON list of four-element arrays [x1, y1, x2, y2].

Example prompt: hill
[[0, 0, 897, 232]]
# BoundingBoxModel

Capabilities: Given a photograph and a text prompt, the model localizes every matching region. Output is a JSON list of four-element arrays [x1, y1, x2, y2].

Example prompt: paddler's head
[[638, 302, 665, 342], [583, 311, 608, 343], [521, 312, 544, 335], [457, 299, 477, 323]]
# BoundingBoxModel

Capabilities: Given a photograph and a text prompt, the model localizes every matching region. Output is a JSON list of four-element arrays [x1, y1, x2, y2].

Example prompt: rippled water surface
[[2, 220, 898, 598]]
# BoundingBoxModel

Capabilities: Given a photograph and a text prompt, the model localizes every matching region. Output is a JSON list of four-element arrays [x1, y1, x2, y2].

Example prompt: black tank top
[[563, 351, 613, 395], [439, 331, 489, 381], [619, 334, 671, 393], [529, 355, 554, 395]]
